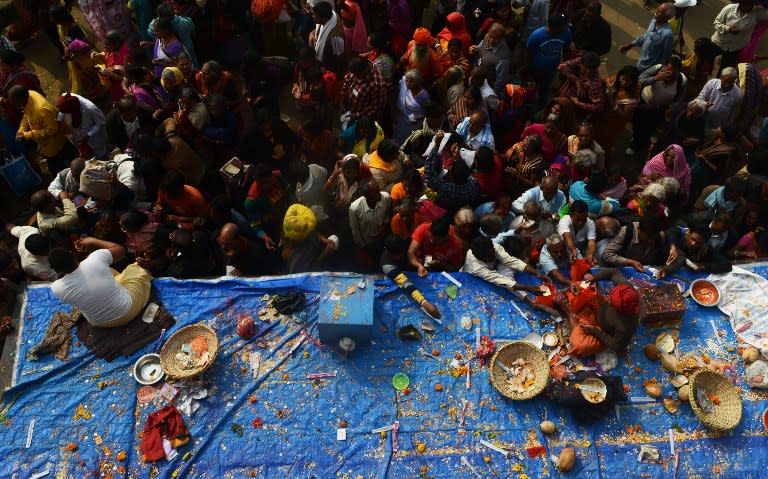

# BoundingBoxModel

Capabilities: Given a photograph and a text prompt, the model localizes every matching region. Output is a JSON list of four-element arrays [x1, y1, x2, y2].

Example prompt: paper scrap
[[250, 352, 261, 378], [337, 428, 347, 441], [422, 132, 452, 157], [441, 271, 463, 288], [25, 419, 35, 449], [371, 424, 395, 434], [669, 428, 675, 455], [479, 439, 511, 458]]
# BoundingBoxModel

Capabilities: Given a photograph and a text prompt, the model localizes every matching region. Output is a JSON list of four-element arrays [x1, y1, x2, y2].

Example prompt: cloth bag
[[0, 152, 41, 195], [80, 160, 119, 200]]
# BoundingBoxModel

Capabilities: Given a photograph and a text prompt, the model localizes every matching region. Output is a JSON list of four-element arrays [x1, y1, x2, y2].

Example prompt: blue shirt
[[511, 186, 566, 216], [703, 186, 738, 212], [568, 181, 619, 217], [632, 19, 674, 72], [474, 202, 515, 230], [526, 27, 572, 76]]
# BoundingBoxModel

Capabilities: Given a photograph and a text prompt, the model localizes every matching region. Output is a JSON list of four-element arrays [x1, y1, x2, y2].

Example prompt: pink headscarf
[[342, 0, 368, 56], [641, 144, 691, 198]]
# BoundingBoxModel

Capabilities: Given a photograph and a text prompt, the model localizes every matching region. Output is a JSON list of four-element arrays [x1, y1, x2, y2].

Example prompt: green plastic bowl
[[392, 373, 410, 391]]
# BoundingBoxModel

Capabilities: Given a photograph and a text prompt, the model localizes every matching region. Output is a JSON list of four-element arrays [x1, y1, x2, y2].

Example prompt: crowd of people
[[1, 0, 768, 352]]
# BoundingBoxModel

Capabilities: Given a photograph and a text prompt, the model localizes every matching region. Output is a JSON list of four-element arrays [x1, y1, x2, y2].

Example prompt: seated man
[[474, 192, 515, 231], [511, 176, 566, 219], [380, 235, 440, 319], [558, 281, 640, 357], [425, 130, 481, 210], [538, 233, 579, 289], [601, 216, 672, 273], [48, 238, 152, 327], [557, 200, 597, 263], [408, 217, 465, 276], [31, 189, 78, 238], [48, 157, 86, 202], [463, 236, 548, 304], [154, 170, 210, 230], [507, 200, 556, 248], [568, 172, 619, 217], [10, 225, 58, 281], [279, 205, 338, 274], [663, 223, 732, 275]]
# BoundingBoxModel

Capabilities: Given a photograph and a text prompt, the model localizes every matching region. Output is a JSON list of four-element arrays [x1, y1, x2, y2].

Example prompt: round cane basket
[[688, 370, 742, 431], [489, 341, 550, 400], [159, 324, 219, 380]]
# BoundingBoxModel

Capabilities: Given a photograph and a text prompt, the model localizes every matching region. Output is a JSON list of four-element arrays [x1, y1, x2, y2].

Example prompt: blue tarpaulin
[[1, 267, 768, 478]]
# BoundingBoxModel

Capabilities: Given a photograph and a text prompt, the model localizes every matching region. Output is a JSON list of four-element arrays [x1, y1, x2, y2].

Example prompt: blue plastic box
[[317, 274, 374, 346]]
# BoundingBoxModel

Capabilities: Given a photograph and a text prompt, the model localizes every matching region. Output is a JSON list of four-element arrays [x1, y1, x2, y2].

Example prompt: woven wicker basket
[[688, 370, 742, 431], [489, 341, 550, 400], [159, 323, 220, 380]]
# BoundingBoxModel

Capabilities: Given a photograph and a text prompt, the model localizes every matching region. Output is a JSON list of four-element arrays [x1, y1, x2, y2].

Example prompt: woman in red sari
[[437, 12, 472, 56]]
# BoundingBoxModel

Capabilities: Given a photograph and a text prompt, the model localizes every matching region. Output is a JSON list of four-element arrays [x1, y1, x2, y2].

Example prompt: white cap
[[674, 0, 697, 7]]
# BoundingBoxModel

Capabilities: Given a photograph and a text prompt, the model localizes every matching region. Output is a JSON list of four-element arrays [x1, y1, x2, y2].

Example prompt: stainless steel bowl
[[133, 353, 165, 385]]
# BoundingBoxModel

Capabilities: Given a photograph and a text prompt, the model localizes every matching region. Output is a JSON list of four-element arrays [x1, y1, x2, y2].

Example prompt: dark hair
[[48, 247, 77, 273], [105, 30, 123, 45], [202, 60, 223, 77], [384, 234, 408, 255], [368, 32, 389, 51], [581, 51, 600, 68], [160, 170, 186, 195], [667, 55, 682, 70], [120, 209, 149, 232], [153, 17, 176, 37], [7, 84, 29, 102], [424, 101, 446, 119], [180, 86, 201, 102], [157, 3, 174, 18], [451, 159, 471, 184], [724, 176, 746, 196], [447, 38, 463, 50], [116, 96, 137, 113], [402, 168, 422, 187], [377, 139, 399, 158], [548, 12, 567, 28], [242, 50, 263, 69], [0, 49, 25, 67], [24, 234, 49, 256], [124, 64, 150, 84], [617, 65, 640, 86], [430, 217, 451, 237], [348, 57, 369, 74], [638, 216, 662, 235], [586, 0, 602, 14], [30, 189, 53, 212], [571, 199, 589, 214], [475, 147, 494, 172], [254, 163, 274, 179], [585, 172, 607, 195], [312, 1, 333, 19], [479, 214, 503, 237], [470, 236, 495, 259], [49, 5, 74, 23]]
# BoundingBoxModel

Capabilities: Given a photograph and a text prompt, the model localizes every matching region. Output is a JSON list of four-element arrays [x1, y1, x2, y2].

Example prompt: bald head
[[488, 23, 505, 47], [541, 176, 560, 200], [523, 200, 541, 219], [596, 216, 620, 238], [30, 189, 55, 213], [217, 222, 241, 251]]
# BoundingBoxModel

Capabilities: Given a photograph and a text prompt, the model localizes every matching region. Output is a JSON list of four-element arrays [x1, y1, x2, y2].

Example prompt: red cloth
[[411, 222, 464, 270], [566, 287, 606, 357], [474, 153, 504, 201], [609, 284, 639, 315], [437, 12, 473, 54], [141, 405, 190, 461], [570, 258, 591, 282], [412, 27, 433, 45]]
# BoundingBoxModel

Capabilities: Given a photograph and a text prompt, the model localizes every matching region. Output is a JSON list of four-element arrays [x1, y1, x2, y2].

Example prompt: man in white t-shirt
[[48, 238, 152, 327], [556, 200, 597, 263], [10, 226, 58, 281]]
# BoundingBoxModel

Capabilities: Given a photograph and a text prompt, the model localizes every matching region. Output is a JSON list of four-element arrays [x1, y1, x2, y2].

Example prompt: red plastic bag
[[535, 282, 556, 307], [570, 258, 591, 282]]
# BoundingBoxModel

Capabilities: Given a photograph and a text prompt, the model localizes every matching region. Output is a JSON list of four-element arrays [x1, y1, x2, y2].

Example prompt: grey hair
[[688, 98, 707, 111], [598, 216, 620, 237], [405, 69, 422, 84], [545, 233, 563, 248], [655, 177, 680, 196], [721, 67, 738, 80], [454, 207, 476, 225], [642, 182, 668, 202]]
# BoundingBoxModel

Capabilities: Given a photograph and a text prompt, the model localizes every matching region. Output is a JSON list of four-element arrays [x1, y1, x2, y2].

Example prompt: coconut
[[644, 344, 659, 361], [540, 420, 556, 434], [558, 447, 576, 471], [645, 383, 663, 398], [660, 352, 681, 373], [743, 346, 760, 364], [678, 386, 689, 402]]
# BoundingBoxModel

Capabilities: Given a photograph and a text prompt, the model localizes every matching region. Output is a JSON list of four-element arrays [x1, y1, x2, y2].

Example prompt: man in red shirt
[[473, 146, 503, 201], [408, 217, 465, 276]]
